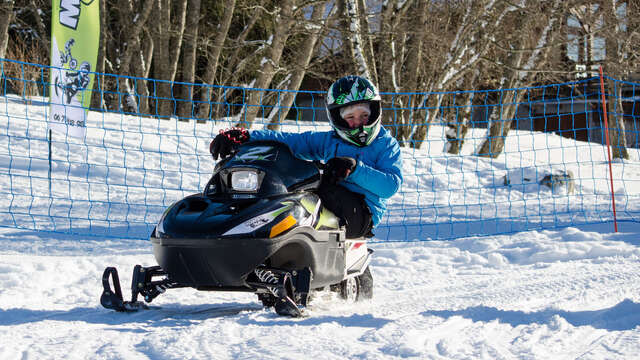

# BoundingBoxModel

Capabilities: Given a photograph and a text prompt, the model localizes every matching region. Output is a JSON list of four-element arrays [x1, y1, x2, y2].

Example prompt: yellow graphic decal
[[270, 215, 297, 238]]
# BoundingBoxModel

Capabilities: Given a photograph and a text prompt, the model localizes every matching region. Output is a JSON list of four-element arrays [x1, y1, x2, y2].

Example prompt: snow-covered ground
[[1, 96, 639, 359]]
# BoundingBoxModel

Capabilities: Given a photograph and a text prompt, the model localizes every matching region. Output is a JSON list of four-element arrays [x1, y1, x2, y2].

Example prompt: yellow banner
[[49, 0, 100, 138]]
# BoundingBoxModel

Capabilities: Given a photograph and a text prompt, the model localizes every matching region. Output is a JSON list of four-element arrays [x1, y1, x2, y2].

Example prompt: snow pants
[[316, 181, 373, 239]]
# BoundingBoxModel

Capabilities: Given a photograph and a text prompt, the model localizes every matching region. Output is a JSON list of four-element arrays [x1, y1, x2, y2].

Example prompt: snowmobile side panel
[[150, 226, 347, 290]]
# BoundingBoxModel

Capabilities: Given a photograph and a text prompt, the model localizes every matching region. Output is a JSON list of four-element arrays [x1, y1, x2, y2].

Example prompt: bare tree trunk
[[0, 2, 14, 60], [601, 0, 629, 159], [476, 90, 518, 157], [117, 0, 155, 112], [356, 0, 377, 83], [267, 2, 328, 130], [445, 93, 472, 154], [177, 0, 202, 120], [476, 54, 524, 157], [476, 0, 564, 157], [197, 0, 236, 120], [335, 0, 355, 73], [410, 92, 445, 148], [343, 0, 373, 80], [377, 0, 411, 138], [397, 0, 427, 146], [446, 72, 478, 154], [131, 29, 153, 115], [91, 0, 107, 110], [606, 78, 629, 159], [152, 0, 170, 116], [410, 0, 514, 148], [152, 0, 187, 117], [24, 0, 46, 97], [240, 0, 295, 127], [168, 1, 187, 82]]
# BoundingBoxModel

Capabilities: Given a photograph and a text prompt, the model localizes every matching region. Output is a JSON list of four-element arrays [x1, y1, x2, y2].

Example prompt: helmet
[[326, 75, 382, 147]]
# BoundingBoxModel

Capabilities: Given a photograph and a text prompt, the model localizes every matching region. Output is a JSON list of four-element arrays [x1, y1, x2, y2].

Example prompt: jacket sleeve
[[348, 145, 403, 199], [249, 129, 327, 160]]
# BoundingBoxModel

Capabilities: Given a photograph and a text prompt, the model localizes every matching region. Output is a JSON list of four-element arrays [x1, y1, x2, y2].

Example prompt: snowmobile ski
[[100, 265, 182, 312]]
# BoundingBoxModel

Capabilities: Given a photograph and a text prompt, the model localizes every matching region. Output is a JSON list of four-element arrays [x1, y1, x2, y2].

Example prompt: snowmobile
[[100, 140, 373, 317]]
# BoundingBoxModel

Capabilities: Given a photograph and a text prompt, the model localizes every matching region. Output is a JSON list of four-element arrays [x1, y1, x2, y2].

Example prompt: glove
[[325, 157, 357, 184], [209, 128, 250, 160]]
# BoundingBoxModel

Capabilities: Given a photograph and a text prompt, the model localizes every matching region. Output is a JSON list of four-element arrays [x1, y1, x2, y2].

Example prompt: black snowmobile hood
[[155, 140, 323, 239]]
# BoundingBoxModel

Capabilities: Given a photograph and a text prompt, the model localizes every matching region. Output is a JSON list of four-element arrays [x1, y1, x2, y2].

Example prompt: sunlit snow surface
[[1, 96, 639, 359]]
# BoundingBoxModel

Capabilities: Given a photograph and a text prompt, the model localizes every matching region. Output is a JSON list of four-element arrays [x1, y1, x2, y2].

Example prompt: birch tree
[[409, 0, 518, 148], [376, 0, 413, 138], [337, 0, 375, 81], [354, 0, 377, 83], [266, 1, 333, 130], [476, 0, 566, 158], [240, 0, 295, 127]]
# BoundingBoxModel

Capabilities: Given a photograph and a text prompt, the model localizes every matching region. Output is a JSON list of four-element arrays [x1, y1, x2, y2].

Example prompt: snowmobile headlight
[[231, 170, 259, 191]]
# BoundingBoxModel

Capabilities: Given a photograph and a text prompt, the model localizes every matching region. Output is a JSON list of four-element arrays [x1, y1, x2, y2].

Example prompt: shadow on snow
[[422, 298, 640, 331], [0, 302, 392, 329]]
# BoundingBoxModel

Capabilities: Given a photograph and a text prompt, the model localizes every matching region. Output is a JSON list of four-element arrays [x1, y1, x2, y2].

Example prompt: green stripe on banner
[[49, 0, 100, 138]]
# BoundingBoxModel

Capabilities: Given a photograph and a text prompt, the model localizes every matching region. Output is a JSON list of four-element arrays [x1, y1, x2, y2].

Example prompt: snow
[[1, 96, 640, 359]]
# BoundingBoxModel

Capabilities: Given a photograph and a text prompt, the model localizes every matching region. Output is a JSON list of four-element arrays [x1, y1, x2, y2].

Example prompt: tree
[[599, 0, 635, 160], [445, 70, 481, 154], [4, 0, 640, 155], [375, 0, 413, 139], [391, 0, 428, 145], [4, 0, 48, 97], [176, 0, 202, 120], [0, 1, 15, 60], [91, 0, 107, 110], [151, 0, 187, 117], [239, 0, 295, 127], [114, 0, 155, 113], [341, 0, 376, 82], [408, 0, 519, 149], [266, 1, 333, 130], [475, 0, 567, 158], [196, 0, 237, 120]]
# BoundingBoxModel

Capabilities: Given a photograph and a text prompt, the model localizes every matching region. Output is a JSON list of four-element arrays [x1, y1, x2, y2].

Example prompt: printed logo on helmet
[[335, 81, 372, 105]]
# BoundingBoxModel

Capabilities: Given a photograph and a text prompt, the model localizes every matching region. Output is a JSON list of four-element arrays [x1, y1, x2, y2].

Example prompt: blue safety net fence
[[1, 58, 640, 242]]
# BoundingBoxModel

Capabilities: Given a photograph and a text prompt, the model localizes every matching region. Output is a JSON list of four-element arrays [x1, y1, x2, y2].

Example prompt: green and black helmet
[[326, 75, 382, 147]]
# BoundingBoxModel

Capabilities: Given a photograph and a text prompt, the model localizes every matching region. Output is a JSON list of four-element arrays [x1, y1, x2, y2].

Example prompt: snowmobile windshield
[[208, 141, 322, 197]]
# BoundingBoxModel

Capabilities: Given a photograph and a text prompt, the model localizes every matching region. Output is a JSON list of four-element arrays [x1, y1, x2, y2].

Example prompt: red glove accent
[[209, 128, 250, 160]]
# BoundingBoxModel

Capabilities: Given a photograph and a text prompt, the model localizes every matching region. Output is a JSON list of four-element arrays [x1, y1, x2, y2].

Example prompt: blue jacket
[[250, 127, 403, 226]]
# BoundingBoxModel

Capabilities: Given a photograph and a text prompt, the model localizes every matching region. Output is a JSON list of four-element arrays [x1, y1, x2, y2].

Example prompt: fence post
[[48, 128, 52, 197], [598, 65, 618, 232]]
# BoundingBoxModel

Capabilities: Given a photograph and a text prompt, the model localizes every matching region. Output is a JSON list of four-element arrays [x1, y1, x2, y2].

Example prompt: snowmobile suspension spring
[[254, 268, 278, 284]]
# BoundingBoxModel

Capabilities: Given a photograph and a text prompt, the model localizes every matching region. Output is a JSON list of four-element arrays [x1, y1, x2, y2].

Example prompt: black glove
[[325, 157, 357, 184], [209, 128, 250, 160]]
